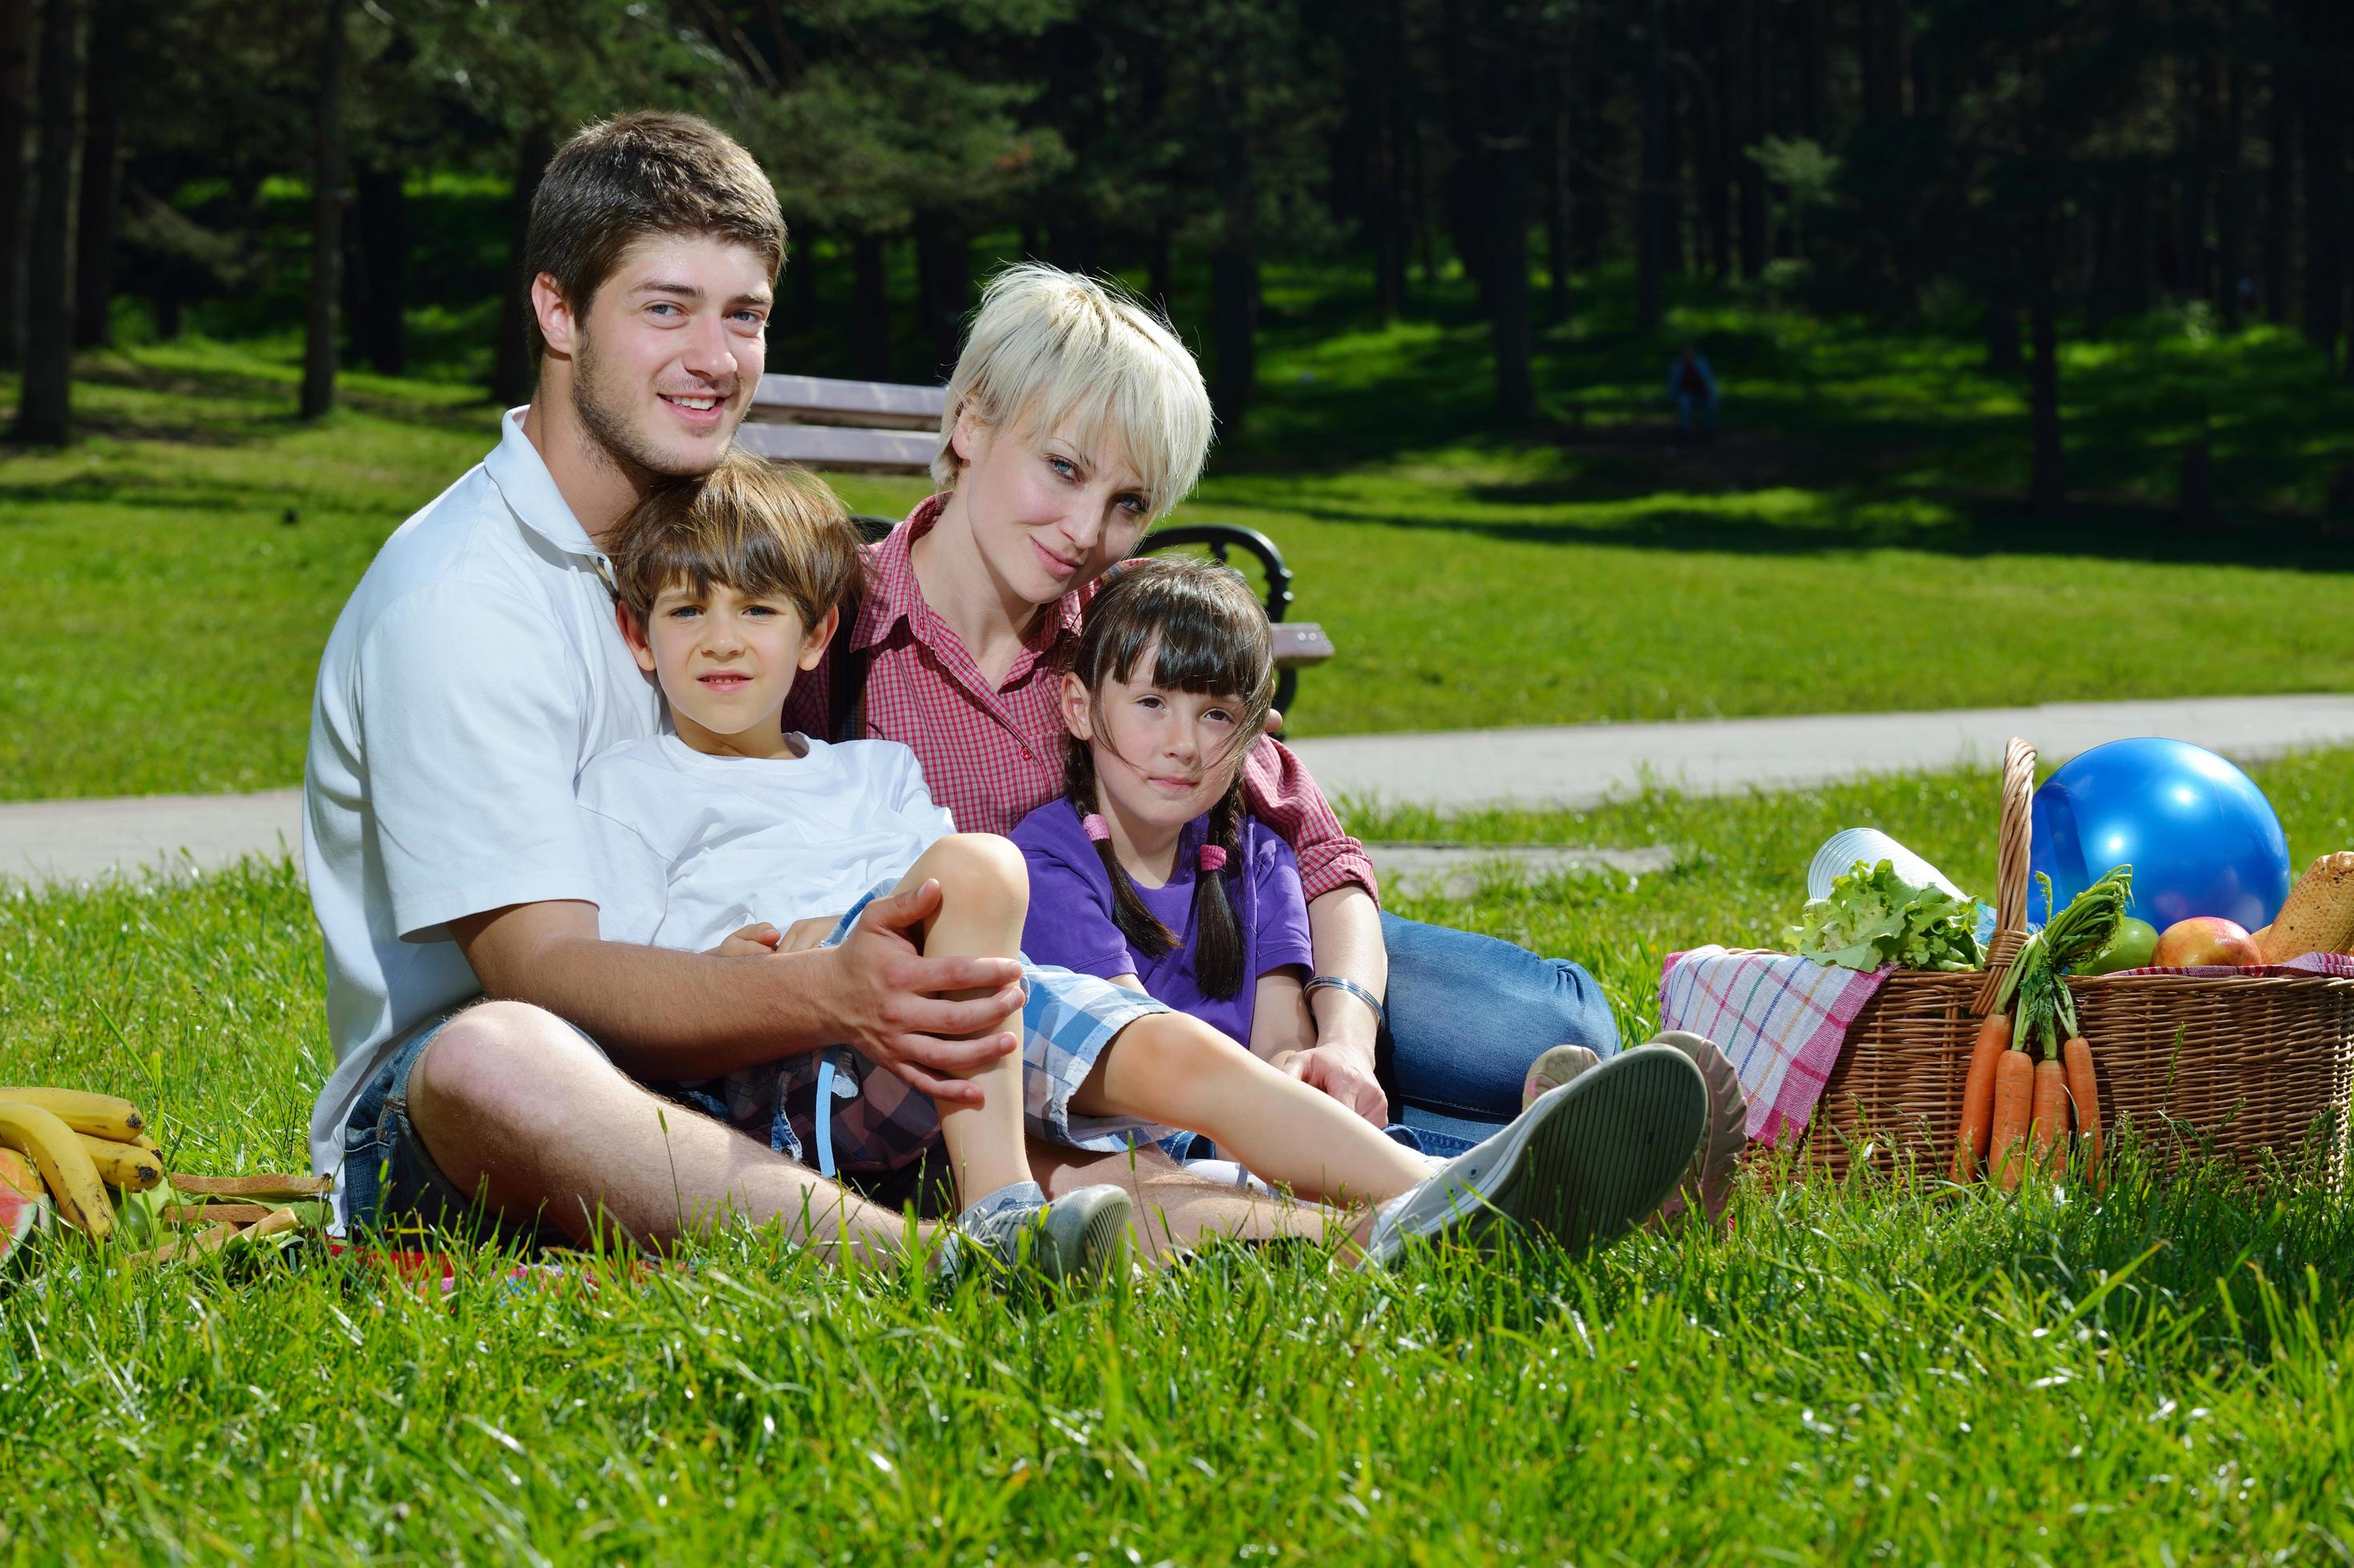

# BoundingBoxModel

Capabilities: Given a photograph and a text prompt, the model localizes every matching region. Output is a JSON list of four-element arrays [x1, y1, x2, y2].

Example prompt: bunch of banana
[[0, 1086, 158, 1241]]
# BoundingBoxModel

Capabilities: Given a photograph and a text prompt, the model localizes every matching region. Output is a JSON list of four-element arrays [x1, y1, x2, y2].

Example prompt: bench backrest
[[739, 374, 946, 474]]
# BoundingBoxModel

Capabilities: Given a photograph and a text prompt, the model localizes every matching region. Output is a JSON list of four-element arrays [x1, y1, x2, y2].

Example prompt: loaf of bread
[[2256, 852, 2354, 962]]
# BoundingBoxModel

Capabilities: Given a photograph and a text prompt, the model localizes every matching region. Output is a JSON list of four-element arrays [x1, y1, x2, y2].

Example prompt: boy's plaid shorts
[[656, 882, 1175, 1175]]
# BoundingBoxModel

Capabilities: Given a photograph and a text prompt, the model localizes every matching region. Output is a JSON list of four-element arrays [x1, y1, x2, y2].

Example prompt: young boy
[[576, 454, 1142, 1283], [578, 451, 1711, 1267]]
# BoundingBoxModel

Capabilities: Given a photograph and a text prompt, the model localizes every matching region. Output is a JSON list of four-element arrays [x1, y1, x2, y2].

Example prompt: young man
[[303, 111, 1351, 1262]]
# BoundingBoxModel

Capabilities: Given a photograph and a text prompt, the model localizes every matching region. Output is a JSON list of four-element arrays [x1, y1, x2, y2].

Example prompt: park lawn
[[6, 752, 2354, 1560], [10, 288, 2354, 800]]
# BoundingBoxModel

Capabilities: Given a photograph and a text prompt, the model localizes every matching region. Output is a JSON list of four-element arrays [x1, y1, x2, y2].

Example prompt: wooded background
[[2, 0, 2348, 503]]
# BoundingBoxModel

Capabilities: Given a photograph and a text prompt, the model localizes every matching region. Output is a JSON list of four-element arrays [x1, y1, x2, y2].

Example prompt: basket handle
[[1970, 736, 2037, 1017]]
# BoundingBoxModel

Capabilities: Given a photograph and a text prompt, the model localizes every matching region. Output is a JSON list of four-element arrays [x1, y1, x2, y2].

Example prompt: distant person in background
[[1667, 343, 1719, 434]]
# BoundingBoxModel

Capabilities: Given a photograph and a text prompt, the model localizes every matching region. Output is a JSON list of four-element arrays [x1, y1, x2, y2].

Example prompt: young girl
[[1011, 558, 1708, 1244]]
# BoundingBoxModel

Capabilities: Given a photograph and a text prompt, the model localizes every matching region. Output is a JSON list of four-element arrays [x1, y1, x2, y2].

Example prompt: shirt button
[[1019, 747, 1034, 761]]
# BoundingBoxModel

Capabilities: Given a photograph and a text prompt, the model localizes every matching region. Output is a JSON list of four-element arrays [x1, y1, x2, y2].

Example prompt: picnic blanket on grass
[[1659, 946, 1892, 1146]]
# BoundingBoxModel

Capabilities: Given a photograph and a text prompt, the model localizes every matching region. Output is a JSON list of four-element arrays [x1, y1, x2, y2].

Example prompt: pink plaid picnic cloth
[[1659, 947, 1892, 1146]]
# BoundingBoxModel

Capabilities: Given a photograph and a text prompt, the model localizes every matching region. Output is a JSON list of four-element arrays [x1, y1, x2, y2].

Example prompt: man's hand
[[1282, 1042, 1388, 1126], [814, 878, 1025, 1103]]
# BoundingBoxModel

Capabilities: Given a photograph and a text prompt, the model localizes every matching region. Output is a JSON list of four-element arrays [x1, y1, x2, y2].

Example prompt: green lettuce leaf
[[1787, 858, 1984, 973]]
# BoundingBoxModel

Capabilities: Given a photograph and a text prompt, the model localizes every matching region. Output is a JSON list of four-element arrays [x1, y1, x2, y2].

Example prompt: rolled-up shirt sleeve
[[355, 584, 603, 942], [1240, 736, 1379, 905]]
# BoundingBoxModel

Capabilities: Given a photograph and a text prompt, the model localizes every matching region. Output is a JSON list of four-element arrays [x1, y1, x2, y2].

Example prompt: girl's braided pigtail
[[1188, 775, 1248, 999]]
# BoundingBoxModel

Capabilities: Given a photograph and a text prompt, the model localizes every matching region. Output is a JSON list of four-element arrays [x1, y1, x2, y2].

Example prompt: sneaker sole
[[1648, 1030, 1750, 1225], [1392, 1044, 1707, 1256], [1038, 1186, 1134, 1284]]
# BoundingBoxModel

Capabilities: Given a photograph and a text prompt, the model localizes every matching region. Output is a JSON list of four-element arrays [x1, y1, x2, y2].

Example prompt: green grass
[[10, 275, 2354, 800], [8, 753, 2354, 1560]]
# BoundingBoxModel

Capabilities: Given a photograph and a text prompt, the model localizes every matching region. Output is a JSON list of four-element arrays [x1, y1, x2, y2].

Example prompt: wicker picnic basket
[[1792, 737, 2354, 1182]]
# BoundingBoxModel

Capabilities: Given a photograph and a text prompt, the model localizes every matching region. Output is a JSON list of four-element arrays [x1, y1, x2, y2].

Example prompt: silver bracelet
[[1303, 974, 1387, 1032]]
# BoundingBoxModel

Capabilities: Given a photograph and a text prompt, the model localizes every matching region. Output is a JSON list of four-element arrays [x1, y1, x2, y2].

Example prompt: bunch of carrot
[[1949, 866, 2132, 1190]]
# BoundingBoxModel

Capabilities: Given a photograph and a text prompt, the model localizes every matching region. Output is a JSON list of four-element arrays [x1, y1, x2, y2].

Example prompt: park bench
[[739, 374, 1334, 713]]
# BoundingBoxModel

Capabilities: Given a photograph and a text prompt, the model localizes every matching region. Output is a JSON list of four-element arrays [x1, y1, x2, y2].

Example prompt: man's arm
[[450, 881, 1023, 1102]]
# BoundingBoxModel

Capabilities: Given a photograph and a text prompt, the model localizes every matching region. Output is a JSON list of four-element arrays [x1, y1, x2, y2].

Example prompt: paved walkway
[[6, 693, 2352, 886]]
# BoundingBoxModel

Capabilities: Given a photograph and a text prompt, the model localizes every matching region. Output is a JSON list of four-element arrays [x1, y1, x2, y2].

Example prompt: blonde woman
[[788, 264, 1630, 1170]]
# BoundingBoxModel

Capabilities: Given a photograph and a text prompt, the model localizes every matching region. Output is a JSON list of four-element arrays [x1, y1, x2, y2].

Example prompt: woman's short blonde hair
[[934, 263, 1212, 522]]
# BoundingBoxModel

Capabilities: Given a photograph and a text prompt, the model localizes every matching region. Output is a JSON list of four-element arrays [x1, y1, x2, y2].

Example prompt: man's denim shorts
[[340, 1003, 971, 1239], [340, 1007, 582, 1246]]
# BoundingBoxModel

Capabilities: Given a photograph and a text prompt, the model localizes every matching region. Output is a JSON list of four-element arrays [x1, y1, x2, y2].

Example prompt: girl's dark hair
[[1063, 556, 1276, 1000]]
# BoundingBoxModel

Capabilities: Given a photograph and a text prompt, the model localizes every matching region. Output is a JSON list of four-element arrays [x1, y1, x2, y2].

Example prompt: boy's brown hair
[[611, 451, 864, 631], [522, 111, 787, 362]]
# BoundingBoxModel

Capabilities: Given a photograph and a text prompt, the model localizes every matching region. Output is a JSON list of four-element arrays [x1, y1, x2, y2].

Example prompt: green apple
[[2079, 917, 2159, 974]]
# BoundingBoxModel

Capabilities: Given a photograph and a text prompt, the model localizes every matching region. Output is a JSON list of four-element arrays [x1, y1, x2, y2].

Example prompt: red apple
[[2153, 916, 2263, 968]]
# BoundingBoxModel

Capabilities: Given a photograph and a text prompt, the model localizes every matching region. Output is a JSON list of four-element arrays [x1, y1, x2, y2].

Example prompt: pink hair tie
[[1197, 844, 1228, 874], [1081, 813, 1112, 843]]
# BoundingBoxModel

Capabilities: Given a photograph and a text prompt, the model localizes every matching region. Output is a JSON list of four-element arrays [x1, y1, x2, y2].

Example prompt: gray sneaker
[[1366, 1042, 1707, 1262], [937, 1180, 1133, 1288], [1646, 1030, 1749, 1229]]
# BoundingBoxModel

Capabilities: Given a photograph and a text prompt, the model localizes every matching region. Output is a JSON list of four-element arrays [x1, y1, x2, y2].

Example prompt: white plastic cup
[[1807, 828, 1968, 902]]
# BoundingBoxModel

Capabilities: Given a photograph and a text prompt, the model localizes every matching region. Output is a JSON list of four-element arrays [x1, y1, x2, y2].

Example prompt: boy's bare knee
[[913, 832, 1029, 925]]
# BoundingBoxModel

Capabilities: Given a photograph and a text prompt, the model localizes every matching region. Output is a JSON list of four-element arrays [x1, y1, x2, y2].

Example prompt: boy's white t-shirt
[[303, 409, 659, 1222], [574, 733, 955, 954]]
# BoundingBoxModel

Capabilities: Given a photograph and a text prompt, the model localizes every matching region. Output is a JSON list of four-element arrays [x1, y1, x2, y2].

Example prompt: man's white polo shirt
[[303, 409, 658, 1221]]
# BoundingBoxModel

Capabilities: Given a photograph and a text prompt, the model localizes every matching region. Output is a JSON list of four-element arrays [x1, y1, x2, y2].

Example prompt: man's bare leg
[[405, 1001, 924, 1264], [891, 835, 1035, 1206], [1029, 1142, 1377, 1266]]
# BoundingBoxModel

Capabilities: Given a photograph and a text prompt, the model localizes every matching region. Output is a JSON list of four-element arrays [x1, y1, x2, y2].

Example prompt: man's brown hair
[[522, 111, 787, 361], [611, 451, 864, 632]]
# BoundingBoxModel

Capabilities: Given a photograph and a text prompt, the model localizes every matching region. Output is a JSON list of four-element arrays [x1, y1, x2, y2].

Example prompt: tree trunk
[[299, 0, 348, 421], [783, 230, 819, 334], [1485, 77, 1535, 421], [1703, 5, 1732, 281], [1737, 0, 1771, 278], [1798, 0, 1824, 141], [1542, 82, 1568, 326], [1369, 0, 1407, 322], [1637, 0, 1667, 330], [912, 212, 966, 381], [1441, 0, 1487, 299], [2219, 0, 2247, 328], [10, 0, 78, 445], [1984, 292, 2024, 373], [2264, 55, 2294, 323], [0, 0, 27, 369], [2181, 48, 2216, 303], [350, 161, 406, 374], [66, 0, 110, 348], [851, 231, 889, 381], [1660, 34, 1686, 277], [1209, 244, 1257, 432], [490, 124, 551, 407], [2028, 245, 2064, 508], [2301, 25, 2342, 363]]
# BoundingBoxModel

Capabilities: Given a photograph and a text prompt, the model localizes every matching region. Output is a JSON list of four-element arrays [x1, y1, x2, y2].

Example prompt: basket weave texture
[[1796, 738, 2354, 1180]]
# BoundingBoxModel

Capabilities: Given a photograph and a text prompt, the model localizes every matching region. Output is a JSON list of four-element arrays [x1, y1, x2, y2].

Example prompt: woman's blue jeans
[[1377, 910, 1620, 1157]]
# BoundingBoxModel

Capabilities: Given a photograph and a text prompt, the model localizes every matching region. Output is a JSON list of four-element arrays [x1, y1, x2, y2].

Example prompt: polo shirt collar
[[482, 406, 605, 566], [859, 492, 1088, 652]]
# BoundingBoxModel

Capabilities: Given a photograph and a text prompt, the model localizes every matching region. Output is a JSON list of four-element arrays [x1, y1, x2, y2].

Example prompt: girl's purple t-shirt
[[1011, 798, 1315, 1046]]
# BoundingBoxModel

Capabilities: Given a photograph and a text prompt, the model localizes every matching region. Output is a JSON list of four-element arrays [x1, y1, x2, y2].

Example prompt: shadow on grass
[[1255, 482, 2354, 571]]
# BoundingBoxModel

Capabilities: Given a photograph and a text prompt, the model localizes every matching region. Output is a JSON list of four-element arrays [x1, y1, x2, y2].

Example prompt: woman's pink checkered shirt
[[786, 496, 1378, 903]]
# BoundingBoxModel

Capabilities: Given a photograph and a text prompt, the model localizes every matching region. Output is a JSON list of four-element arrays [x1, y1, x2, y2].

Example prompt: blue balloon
[[2028, 738, 2292, 933]]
